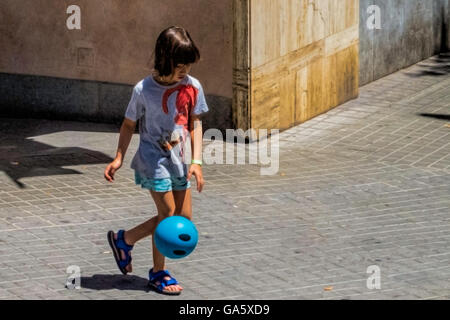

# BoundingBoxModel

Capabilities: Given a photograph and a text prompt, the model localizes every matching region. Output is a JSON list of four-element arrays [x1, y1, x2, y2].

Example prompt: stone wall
[[359, 0, 449, 85]]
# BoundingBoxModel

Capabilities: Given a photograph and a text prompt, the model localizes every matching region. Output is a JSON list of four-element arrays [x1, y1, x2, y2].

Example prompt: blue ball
[[154, 216, 198, 259]]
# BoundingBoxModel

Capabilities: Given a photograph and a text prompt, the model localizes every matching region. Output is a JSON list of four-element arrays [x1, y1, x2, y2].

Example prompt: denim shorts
[[134, 171, 191, 192]]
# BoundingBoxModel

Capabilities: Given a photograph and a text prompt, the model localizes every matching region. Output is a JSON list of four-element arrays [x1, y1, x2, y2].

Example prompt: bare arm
[[188, 114, 205, 192], [116, 118, 137, 161], [104, 118, 136, 182], [189, 114, 203, 162]]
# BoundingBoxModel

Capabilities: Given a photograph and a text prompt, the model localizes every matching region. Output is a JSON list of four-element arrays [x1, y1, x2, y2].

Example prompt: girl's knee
[[175, 210, 192, 220], [149, 190, 176, 218], [158, 206, 175, 219]]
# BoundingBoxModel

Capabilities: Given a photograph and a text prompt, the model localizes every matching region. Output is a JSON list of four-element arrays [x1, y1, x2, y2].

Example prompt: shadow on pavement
[[0, 117, 118, 189], [406, 52, 450, 77], [419, 113, 450, 121], [80, 274, 150, 292]]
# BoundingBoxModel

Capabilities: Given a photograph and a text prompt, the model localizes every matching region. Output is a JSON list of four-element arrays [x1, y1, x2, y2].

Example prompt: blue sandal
[[107, 230, 133, 275], [148, 268, 182, 295]]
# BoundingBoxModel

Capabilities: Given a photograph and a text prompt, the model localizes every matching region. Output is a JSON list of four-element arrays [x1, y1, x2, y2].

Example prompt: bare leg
[[173, 188, 192, 220], [112, 216, 159, 273], [149, 190, 183, 293], [125, 216, 159, 245]]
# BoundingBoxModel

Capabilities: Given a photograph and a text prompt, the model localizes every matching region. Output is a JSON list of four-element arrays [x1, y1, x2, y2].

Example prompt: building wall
[[2, 1, 447, 131], [0, 0, 233, 129], [233, 0, 359, 134], [359, 0, 450, 86]]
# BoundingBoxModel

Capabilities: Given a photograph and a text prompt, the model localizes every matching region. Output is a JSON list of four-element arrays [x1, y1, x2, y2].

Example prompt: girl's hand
[[104, 158, 122, 182], [187, 164, 204, 193]]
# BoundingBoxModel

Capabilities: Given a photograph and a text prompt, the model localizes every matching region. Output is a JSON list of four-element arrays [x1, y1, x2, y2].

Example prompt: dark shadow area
[[0, 72, 234, 135], [205, 128, 283, 145], [440, 8, 449, 54], [79, 274, 150, 292], [406, 52, 450, 77], [0, 117, 118, 189], [418, 113, 450, 121], [406, 7, 449, 78]]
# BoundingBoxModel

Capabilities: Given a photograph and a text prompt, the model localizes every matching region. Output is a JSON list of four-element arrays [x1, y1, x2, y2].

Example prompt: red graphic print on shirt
[[159, 84, 199, 156]]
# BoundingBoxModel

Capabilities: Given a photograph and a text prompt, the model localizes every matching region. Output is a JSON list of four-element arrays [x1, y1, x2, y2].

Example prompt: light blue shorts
[[134, 171, 191, 192]]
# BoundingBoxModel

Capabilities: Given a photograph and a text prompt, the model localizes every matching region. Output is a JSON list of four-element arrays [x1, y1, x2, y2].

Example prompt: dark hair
[[152, 26, 201, 77]]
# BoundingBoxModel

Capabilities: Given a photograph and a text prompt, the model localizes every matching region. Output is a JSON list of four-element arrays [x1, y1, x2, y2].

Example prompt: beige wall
[[0, 0, 233, 98], [233, 0, 359, 134]]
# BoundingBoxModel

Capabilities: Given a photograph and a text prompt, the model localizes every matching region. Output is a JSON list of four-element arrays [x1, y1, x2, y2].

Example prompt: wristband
[[191, 159, 203, 166]]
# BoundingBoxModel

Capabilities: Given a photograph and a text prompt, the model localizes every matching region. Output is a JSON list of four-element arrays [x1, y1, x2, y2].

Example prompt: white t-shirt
[[125, 74, 209, 179]]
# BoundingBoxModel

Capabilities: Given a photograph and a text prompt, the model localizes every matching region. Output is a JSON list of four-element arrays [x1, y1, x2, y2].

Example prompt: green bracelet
[[191, 159, 203, 166]]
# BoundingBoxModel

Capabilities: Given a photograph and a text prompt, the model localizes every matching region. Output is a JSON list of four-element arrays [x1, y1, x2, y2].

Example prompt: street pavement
[[0, 54, 449, 300]]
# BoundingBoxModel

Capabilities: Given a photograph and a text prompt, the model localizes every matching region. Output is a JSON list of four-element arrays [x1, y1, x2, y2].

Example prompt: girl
[[103, 26, 208, 295]]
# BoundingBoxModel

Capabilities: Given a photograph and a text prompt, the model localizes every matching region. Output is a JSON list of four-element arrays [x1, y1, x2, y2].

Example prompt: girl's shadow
[[80, 274, 151, 292]]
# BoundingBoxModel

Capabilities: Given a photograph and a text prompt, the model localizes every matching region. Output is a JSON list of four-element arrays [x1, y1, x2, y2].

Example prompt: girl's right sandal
[[148, 268, 182, 295]]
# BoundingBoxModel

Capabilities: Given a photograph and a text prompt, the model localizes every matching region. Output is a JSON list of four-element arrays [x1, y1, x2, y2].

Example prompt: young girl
[[103, 26, 208, 295]]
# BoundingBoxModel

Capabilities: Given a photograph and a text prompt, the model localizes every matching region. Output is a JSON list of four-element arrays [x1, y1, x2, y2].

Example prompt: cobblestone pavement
[[0, 54, 449, 300]]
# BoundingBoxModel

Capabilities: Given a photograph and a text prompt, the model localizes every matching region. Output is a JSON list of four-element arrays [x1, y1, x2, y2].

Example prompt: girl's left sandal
[[107, 230, 134, 275]]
